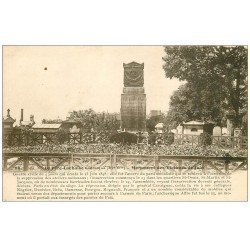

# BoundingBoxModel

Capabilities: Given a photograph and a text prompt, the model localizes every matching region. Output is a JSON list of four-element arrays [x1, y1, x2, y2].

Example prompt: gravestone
[[213, 126, 222, 136], [176, 125, 183, 134], [234, 128, 242, 137]]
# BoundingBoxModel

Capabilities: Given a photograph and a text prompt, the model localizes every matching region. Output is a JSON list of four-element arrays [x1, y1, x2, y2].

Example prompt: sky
[[3, 46, 183, 123]]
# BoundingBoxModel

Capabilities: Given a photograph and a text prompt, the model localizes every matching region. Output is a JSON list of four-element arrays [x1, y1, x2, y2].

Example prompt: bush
[[148, 133, 157, 145], [110, 132, 137, 144], [57, 129, 69, 144], [199, 132, 212, 146], [164, 132, 175, 145]]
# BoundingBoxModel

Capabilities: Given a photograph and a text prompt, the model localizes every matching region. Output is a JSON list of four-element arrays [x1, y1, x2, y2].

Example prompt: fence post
[[110, 154, 113, 168], [225, 161, 229, 174], [69, 153, 73, 169], [23, 157, 29, 171], [113, 154, 116, 169], [3, 158, 8, 171], [46, 158, 50, 170], [178, 160, 183, 173], [231, 136, 234, 149], [202, 160, 207, 174], [26, 133, 29, 145], [239, 136, 243, 148], [111, 154, 117, 169], [154, 156, 159, 170]]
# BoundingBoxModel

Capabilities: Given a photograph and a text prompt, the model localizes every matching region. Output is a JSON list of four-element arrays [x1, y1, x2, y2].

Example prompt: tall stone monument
[[120, 62, 146, 132]]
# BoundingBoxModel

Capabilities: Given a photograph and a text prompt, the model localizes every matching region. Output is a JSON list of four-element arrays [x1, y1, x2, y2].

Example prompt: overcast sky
[[3, 46, 182, 123]]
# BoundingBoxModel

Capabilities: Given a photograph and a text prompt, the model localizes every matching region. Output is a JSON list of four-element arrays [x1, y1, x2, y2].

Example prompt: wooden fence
[[174, 134, 247, 149], [212, 136, 247, 148], [3, 152, 247, 174], [3, 132, 82, 147], [3, 132, 248, 149], [174, 134, 201, 146]]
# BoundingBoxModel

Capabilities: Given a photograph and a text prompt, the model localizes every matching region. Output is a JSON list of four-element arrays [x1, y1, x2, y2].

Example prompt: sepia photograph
[[2, 45, 248, 201], [1, 1, 250, 250]]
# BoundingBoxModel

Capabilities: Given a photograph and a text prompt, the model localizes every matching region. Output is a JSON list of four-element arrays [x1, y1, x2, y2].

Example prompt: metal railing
[[174, 134, 247, 148]]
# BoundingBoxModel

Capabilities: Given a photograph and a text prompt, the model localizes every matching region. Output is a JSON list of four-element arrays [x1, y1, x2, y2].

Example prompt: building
[[3, 109, 16, 134], [172, 121, 214, 135], [182, 121, 205, 135], [32, 123, 61, 133], [19, 109, 35, 128], [120, 62, 146, 132]]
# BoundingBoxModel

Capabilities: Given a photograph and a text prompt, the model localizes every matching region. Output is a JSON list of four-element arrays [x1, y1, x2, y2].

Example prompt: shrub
[[110, 132, 137, 144], [199, 132, 212, 146], [164, 132, 175, 145]]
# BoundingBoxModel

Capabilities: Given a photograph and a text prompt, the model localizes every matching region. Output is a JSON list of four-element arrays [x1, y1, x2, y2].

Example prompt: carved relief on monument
[[123, 62, 144, 87], [121, 62, 146, 132]]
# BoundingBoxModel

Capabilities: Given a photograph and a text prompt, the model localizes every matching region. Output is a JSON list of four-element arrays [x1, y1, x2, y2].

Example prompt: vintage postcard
[[2, 45, 248, 201]]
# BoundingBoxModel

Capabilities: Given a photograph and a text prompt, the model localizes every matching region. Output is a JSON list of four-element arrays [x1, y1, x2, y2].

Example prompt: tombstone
[[234, 128, 242, 137], [176, 125, 183, 134], [222, 127, 229, 135], [213, 126, 222, 136]]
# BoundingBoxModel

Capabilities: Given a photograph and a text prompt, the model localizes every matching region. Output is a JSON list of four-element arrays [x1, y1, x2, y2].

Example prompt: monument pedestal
[[120, 62, 146, 132]]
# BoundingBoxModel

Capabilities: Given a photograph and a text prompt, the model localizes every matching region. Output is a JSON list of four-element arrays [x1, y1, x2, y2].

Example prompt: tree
[[68, 109, 97, 131], [162, 46, 247, 127], [42, 118, 62, 124], [166, 82, 227, 128], [68, 109, 120, 132], [146, 115, 163, 132]]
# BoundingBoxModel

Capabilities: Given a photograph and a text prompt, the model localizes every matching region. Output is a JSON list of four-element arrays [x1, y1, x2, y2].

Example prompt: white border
[[0, 1, 249, 250]]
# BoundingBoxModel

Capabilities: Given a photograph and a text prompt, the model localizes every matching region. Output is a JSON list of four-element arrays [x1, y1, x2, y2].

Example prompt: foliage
[[163, 132, 175, 145], [148, 132, 175, 145], [4, 143, 247, 157], [162, 46, 247, 127], [68, 109, 120, 132], [199, 132, 212, 146], [13, 126, 33, 135], [57, 128, 68, 144], [42, 118, 62, 124], [110, 132, 137, 145], [146, 115, 164, 132], [166, 83, 227, 128], [242, 114, 248, 136]]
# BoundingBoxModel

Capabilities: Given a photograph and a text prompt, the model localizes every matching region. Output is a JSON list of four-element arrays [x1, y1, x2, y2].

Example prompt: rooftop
[[182, 121, 205, 126], [20, 121, 33, 126], [3, 116, 16, 123], [32, 123, 61, 129], [3, 109, 16, 123]]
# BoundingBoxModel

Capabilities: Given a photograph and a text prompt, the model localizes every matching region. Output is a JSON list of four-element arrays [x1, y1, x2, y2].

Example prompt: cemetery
[[3, 52, 248, 173]]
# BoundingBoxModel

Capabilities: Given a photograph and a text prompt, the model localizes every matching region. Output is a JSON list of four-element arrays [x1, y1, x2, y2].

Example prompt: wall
[[183, 125, 203, 135]]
